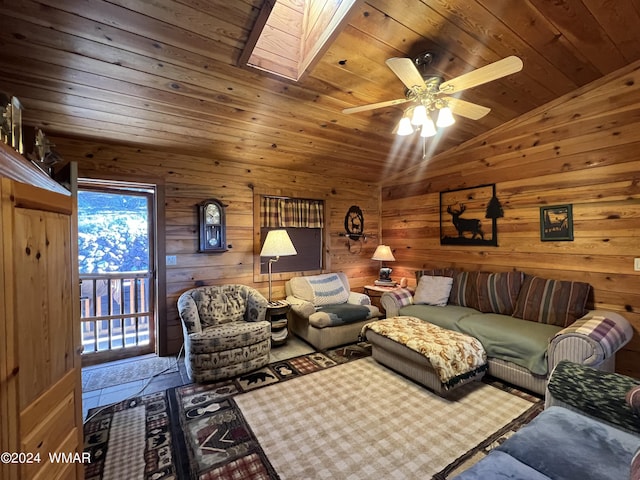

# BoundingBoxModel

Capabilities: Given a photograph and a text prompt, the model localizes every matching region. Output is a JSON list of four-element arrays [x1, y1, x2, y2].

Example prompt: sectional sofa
[[380, 269, 632, 395]]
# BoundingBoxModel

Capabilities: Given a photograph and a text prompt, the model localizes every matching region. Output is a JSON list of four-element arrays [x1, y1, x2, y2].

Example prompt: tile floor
[[82, 336, 315, 420]]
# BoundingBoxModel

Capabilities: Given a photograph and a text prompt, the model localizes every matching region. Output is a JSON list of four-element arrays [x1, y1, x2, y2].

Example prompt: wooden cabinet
[[0, 143, 83, 480]]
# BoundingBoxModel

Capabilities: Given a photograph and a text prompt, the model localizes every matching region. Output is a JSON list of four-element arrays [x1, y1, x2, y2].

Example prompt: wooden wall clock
[[198, 199, 227, 252]]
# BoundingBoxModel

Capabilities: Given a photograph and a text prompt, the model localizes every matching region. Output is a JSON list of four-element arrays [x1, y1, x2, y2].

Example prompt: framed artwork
[[540, 204, 573, 241], [440, 184, 501, 246]]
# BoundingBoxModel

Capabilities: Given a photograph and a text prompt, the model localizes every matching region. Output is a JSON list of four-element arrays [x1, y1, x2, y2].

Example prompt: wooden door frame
[[77, 178, 166, 364]]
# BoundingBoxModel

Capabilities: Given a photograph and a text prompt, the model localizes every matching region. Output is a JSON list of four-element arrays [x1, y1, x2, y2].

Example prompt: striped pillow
[[448, 271, 480, 309], [512, 274, 590, 327], [475, 271, 524, 315], [305, 273, 350, 306]]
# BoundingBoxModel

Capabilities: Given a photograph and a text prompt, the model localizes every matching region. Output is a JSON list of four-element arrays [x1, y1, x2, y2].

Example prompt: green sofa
[[380, 270, 632, 395]]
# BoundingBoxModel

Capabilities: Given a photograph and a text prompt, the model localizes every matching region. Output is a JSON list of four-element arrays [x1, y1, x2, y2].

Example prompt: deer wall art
[[440, 184, 501, 246]]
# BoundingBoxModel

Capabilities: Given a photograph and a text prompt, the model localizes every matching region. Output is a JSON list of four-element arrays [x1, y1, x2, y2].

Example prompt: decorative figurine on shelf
[[10, 96, 23, 154], [0, 93, 11, 146], [26, 128, 61, 175]]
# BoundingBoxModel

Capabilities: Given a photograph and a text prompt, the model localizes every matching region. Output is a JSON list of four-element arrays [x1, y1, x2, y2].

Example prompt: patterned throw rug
[[82, 356, 179, 391], [83, 343, 542, 479]]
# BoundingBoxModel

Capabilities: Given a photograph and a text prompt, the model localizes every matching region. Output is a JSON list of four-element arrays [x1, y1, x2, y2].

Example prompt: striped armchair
[[178, 284, 271, 382]]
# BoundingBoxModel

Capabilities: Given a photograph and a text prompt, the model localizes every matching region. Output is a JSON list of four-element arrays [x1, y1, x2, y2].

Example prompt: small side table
[[265, 300, 290, 346], [364, 284, 408, 317]]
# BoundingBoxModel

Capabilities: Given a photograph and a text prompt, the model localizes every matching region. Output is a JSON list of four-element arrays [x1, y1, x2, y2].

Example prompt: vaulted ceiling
[[1, 0, 639, 184]]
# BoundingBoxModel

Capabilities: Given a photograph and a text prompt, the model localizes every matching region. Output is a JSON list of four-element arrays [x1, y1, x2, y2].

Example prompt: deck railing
[[80, 272, 153, 354]]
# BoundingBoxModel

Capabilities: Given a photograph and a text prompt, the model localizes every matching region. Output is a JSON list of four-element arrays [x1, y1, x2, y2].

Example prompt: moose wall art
[[440, 184, 502, 246]]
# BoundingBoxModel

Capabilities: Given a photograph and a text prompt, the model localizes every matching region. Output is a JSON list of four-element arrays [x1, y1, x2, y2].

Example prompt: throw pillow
[[627, 385, 640, 415], [414, 275, 453, 306], [475, 271, 524, 315], [304, 273, 350, 306], [512, 274, 591, 327], [414, 268, 457, 285], [449, 271, 480, 309]]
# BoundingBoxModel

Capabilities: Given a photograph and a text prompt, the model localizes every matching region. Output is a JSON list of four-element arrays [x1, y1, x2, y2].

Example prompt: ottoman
[[362, 316, 488, 396]]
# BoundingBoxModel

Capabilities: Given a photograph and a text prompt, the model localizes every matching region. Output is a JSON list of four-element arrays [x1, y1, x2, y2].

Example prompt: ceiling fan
[[343, 52, 523, 136]]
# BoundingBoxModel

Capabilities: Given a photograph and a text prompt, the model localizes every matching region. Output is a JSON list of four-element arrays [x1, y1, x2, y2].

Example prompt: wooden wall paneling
[[4, 0, 640, 188], [53, 136, 381, 355], [381, 61, 640, 378]]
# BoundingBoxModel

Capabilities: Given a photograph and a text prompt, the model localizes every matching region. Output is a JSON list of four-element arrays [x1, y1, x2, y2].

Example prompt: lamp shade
[[420, 118, 437, 137], [260, 229, 297, 257], [396, 117, 414, 136], [436, 106, 455, 128], [371, 245, 395, 262], [411, 104, 428, 126]]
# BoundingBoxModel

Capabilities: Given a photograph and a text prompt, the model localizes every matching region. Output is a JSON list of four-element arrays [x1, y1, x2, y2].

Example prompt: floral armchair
[[177, 284, 271, 382]]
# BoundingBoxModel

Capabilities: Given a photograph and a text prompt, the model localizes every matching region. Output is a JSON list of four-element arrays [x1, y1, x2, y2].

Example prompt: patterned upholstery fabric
[[449, 271, 480, 309], [386, 288, 413, 308], [177, 284, 271, 382], [547, 361, 640, 434], [555, 314, 631, 358], [188, 321, 271, 353], [512, 274, 590, 327], [475, 271, 524, 315]]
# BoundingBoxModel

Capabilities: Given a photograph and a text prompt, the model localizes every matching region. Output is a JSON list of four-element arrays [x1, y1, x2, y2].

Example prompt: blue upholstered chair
[[177, 284, 271, 382]]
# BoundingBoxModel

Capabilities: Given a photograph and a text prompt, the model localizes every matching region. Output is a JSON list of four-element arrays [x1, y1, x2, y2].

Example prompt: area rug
[[234, 357, 538, 479], [83, 345, 371, 479], [84, 344, 542, 479], [82, 355, 179, 391]]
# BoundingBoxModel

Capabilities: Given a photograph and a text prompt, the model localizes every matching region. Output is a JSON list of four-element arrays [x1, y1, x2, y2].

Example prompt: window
[[254, 194, 325, 280]]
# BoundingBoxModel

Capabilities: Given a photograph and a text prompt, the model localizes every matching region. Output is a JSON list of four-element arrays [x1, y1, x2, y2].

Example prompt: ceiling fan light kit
[[411, 104, 428, 125], [397, 116, 414, 136], [435, 106, 455, 128], [343, 53, 524, 140], [420, 119, 437, 138]]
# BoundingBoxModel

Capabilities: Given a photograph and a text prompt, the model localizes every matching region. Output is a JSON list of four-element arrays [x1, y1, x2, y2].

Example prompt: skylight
[[240, 0, 361, 81]]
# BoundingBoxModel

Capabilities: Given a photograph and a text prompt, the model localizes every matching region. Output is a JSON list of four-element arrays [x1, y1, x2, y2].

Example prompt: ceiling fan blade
[[439, 56, 523, 94], [385, 57, 427, 91], [342, 97, 410, 114], [445, 97, 491, 120]]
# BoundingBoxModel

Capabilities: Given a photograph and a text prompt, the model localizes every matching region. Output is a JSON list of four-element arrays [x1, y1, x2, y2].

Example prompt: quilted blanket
[[362, 316, 488, 389]]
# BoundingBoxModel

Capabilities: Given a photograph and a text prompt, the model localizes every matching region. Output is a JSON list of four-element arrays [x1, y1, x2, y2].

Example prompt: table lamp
[[372, 245, 396, 284], [260, 229, 297, 303]]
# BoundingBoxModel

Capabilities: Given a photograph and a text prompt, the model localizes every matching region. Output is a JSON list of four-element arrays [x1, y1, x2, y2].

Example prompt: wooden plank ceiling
[[0, 0, 639, 184]]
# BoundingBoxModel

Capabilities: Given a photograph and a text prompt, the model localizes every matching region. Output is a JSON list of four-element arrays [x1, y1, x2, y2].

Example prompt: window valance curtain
[[261, 196, 324, 228]]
